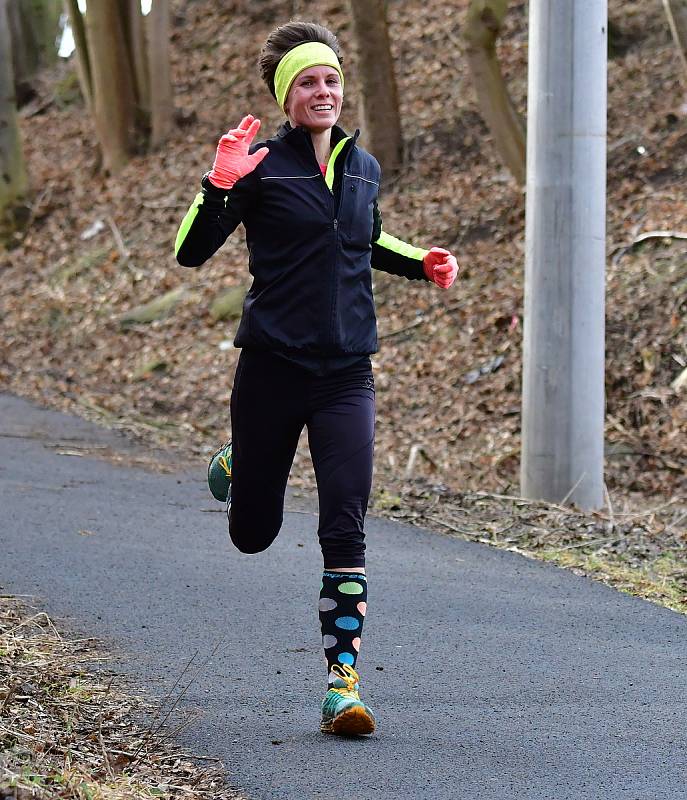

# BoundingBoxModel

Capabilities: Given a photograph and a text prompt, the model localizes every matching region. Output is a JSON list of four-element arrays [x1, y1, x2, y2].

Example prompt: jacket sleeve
[[175, 167, 261, 268], [370, 199, 429, 281]]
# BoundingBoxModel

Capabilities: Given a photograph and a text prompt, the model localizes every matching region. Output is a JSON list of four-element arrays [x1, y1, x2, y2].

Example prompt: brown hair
[[258, 21, 343, 99]]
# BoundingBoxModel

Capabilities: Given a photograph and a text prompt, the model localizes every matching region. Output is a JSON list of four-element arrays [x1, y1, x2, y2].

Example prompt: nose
[[315, 80, 330, 97]]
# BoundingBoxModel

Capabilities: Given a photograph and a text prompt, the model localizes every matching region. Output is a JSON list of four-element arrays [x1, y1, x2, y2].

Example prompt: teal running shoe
[[207, 441, 232, 503], [320, 664, 375, 736]]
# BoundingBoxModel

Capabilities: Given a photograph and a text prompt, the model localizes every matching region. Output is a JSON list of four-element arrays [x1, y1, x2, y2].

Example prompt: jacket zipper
[[329, 214, 340, 348], [326, 137, 356, 348], [302, 129, 357, 349]]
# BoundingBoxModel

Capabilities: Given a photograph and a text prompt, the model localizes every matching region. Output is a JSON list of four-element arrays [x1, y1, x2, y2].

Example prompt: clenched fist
[[422, 247, 459, 289]]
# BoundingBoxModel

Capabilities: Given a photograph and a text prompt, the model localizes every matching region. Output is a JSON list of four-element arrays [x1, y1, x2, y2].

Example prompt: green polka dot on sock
[[337, 581, 364, 595]]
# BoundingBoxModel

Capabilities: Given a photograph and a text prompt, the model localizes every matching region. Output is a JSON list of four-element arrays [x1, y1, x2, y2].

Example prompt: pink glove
[[423, 247, 459, 289], [207, 114, 270, 190]]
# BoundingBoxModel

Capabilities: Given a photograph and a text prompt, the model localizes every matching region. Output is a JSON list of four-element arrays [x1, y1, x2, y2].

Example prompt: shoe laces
[[218, 455, 232, 478], [329, 663, 361, 699]]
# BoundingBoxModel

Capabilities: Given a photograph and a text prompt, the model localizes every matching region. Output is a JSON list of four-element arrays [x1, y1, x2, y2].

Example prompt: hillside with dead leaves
[[1, 0, 685, 512]]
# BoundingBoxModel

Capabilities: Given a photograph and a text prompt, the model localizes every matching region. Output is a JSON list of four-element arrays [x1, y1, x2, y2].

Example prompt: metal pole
[[521, 0, 607, 509]]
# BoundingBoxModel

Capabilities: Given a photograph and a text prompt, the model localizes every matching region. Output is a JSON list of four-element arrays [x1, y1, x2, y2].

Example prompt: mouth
[[311, 104, 334, 112]]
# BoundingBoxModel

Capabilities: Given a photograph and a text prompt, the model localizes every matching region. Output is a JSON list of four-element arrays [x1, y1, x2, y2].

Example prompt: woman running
[[175, 20, 458, 736]]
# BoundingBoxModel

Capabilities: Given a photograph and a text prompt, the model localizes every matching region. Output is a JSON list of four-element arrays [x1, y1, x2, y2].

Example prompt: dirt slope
[[1, 0, 685, 508]]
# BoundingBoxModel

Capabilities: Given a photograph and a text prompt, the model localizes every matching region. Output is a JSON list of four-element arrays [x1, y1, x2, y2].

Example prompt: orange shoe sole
[[321, 705, 376, 736]]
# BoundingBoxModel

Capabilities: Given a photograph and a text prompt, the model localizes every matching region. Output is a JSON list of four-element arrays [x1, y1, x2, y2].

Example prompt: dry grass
[[0, 598, 244, 800]]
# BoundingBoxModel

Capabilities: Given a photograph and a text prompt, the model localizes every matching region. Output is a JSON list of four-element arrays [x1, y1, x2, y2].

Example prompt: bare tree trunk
[[65, 1, 169, 168], [122, 0, 150, 120], [0, 0, 28, 231], [463, 0, 525, 186], [25, 0, 61, 66], [63, 0, 92, 112], [7, 0, 33, 97], [7, 0, 60, 104], [83, 3, 136, 173], [348, 0, 403, 178], [663, 0, 687, 83], [147, 0, 173, 148]]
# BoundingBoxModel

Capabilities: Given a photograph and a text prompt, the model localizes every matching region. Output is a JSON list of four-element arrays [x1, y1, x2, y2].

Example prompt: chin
[[306, 119, 335, 133], [315, 115, 339, 127]]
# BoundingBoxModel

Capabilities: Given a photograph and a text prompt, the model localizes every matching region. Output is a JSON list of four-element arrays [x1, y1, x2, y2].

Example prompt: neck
[[309, 127, 332, 165]]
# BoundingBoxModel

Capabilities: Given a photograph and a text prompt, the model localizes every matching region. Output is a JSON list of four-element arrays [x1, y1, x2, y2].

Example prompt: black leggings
[[228, 349, 375, 569]]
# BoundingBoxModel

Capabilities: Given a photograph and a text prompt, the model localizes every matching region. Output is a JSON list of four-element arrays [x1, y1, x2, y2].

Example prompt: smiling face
[[284, 64, 343, 133]]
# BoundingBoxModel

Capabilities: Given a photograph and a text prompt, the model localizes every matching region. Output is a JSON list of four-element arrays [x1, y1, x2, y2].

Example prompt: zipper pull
[[333, 218, 338, 230]]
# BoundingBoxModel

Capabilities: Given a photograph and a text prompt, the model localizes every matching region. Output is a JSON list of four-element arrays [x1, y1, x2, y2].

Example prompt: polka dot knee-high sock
[[319, 571, 367, 684]]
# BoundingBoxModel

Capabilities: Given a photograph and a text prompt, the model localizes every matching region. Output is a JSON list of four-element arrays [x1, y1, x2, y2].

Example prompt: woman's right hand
[[206, 115, 270, 190]]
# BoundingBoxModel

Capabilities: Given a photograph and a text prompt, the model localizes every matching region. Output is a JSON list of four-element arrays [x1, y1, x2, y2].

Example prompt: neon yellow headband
[[274, 42, 344, 112]]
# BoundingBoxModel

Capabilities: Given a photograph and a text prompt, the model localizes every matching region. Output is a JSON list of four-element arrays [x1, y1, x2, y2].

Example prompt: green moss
[[373, 488, 403, 511], [538, 549, 686, 613], [54, 71, 83, 108], [51, 245, 110, 284]]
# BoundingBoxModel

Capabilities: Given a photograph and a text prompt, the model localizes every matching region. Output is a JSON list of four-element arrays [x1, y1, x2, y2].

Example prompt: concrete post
[[520, 0, 607, 509]]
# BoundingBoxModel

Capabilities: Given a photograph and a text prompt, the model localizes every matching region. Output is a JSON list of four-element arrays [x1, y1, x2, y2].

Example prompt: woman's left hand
[[422, 247, 459, 289]]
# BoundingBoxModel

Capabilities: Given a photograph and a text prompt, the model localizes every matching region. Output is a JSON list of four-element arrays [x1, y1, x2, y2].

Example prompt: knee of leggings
[[228, 514, 280, 555]]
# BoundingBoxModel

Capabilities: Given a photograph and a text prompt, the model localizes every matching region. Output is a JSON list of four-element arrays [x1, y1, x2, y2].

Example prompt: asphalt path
[[2, 392, 686, 800]]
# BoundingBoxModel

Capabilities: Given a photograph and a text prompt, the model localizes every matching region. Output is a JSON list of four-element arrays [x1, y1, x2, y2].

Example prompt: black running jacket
[[175, 122, 429, 364]]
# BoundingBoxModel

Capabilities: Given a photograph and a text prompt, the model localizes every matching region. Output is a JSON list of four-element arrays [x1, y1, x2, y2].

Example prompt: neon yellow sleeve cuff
[[376, 230, 428, 261], [174, 192, 204, 257]]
